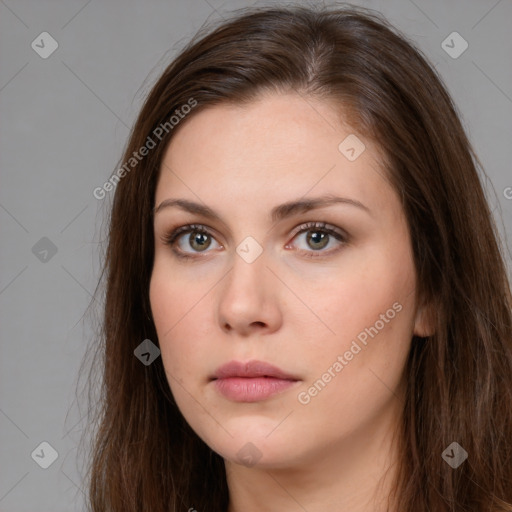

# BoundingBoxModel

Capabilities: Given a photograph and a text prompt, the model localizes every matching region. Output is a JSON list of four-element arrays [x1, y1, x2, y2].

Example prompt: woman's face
[[150, 92, 430, 469]]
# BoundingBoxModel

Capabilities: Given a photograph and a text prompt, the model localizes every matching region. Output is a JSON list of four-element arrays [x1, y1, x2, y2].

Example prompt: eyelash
[[160, 221, 348, 260]]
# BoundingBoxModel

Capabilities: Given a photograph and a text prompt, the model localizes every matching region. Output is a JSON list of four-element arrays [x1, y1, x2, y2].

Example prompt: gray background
[[1, 0, 511, 510]]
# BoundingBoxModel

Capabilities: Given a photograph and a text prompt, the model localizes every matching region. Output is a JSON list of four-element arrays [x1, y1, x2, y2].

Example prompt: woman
[[84, 5, 512, 511]]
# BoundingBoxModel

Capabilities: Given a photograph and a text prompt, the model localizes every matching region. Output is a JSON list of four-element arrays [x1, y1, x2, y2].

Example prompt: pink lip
[[211, 360, 300, 402]]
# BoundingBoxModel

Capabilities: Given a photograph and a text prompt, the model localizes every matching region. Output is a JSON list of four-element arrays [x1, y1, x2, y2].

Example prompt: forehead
[[156, 93, 397, 221]]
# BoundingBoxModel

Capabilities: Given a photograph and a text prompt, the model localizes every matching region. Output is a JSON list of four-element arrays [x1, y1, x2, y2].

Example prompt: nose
[[217, 249, 283, 337]]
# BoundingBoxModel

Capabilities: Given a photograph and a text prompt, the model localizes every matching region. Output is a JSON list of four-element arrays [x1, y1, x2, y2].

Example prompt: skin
[[149, 92, 433, 511]]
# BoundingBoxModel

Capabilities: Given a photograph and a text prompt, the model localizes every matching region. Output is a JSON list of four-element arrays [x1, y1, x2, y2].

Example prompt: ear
[[413, 301, 436, 338]]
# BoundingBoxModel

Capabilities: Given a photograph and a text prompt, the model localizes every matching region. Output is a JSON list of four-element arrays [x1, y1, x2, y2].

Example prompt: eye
[[286, 221, 348, 258], [161, 221, 348, 260], [161, 224, 222, 259]]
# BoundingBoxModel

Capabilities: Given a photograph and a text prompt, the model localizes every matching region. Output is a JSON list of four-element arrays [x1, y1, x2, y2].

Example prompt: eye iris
[[307, 230, 328, 250], [189, 231, 211, 251]]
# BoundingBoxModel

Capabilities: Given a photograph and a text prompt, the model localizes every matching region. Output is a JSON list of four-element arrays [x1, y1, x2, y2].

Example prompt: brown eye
[[287, 222, 348, 258], [188, 231, 212, 252], [162, 224, 221, 259]]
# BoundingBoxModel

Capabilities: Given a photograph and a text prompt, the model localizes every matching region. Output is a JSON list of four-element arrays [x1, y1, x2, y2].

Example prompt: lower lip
[[213, 377, 299, 402]]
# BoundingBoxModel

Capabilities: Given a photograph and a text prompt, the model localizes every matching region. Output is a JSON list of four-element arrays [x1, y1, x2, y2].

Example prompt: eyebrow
[[153, 194, 371, 223]]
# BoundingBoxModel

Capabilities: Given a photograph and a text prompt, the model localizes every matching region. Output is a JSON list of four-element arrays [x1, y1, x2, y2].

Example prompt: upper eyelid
[[289, 221, 346, 237]]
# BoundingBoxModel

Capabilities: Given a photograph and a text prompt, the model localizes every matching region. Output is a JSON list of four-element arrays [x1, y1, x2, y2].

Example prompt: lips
[[211, 360, 299, 381], [211, 360, 301, 402]]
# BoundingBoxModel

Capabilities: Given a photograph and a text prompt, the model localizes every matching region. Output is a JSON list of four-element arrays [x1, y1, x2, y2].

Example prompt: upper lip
[[211, 360, 300, 381]]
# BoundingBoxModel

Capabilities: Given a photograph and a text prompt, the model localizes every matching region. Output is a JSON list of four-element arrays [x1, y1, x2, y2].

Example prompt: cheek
[[149, 272, 217, 441], [300, 248, 416, 382], [149, 269, 177, 341], [313, 260, 410, 335], [294, 288, 413, 438], [149, 266, 215, 379], [149, 264, 226, 388], [150, 260, 207, 334]]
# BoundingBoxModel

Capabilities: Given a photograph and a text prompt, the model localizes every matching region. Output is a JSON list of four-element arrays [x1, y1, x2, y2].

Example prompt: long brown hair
[[81, 5, 512, 511]]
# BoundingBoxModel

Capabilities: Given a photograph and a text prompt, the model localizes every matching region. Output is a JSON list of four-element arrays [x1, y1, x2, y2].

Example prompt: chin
[[207, 430, 303, 470]]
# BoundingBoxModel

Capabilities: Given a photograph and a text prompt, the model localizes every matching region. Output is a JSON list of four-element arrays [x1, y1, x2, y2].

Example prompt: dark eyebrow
[[153, 195, 371, 222], [269, 195, 371, 222]]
